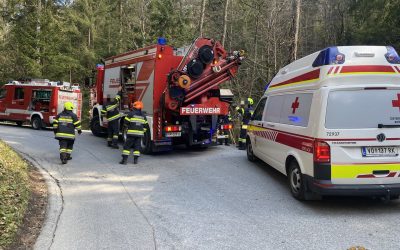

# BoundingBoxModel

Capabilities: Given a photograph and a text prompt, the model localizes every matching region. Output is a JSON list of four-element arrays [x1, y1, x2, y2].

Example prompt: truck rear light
[[165, 125, 181, 132], [314, 140, 330, 163], [52, 108, 56, 113], [221, 124, 232, 130]]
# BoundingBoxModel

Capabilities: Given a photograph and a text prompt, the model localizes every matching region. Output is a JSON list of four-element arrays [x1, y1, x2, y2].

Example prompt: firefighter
[[217, 112, 232, 146], [238, 97, 254, 150], [53, 102, 82, 164], [119, 101, 148, 165], [101, 87, 122, 149]]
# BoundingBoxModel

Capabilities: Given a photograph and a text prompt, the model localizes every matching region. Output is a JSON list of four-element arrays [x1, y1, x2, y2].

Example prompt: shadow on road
[[247, 157, 400, 213]]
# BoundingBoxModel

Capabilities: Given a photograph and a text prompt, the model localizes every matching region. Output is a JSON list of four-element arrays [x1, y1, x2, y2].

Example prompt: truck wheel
[[16, 121, 23, 127], [90, 115, 105, 137], [141, 128, 153, 154], [288, 161, 306, 200], [31, 116, 42, 130]]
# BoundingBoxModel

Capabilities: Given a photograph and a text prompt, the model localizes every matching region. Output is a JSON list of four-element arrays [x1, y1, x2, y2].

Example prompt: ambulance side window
[[279, 93, 313, 127], [14, 87, 24, 100], [252, 98, 267, 121], [264, 95, 285, 123]]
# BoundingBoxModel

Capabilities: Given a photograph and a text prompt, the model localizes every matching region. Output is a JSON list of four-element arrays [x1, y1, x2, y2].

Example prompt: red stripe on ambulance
[[340, 65, 395, 73], [270, 69, 320, 88]]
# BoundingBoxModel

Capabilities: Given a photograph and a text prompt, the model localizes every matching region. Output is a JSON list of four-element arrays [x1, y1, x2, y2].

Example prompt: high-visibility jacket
[[241, 107, 254, 127], [101, 91, 122, 122], [53, 110, 81, 140], [124, 109, 148, 137]]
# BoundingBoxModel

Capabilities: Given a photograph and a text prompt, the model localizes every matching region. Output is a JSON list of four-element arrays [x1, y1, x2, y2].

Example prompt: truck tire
[[141, 127, 153, 154], [90, 115, 105, 137], [31, 116, 43, 130]]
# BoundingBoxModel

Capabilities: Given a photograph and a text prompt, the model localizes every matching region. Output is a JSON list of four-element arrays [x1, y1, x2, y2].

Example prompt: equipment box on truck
[[0, 79, 82, 129], [247, 46, 400, 200]]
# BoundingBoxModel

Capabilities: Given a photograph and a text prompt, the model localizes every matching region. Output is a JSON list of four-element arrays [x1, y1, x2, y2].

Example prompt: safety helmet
[[133, 101, 143, 110], [64, 102, 74, 111], [247, 97, 254, 105]]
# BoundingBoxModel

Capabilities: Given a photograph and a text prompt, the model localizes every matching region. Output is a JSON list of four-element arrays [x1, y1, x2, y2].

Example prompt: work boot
[[111, 144, 119, 149], [107, 141, 112, 147], [119, 156, 128, 165], [133, 156, 139, 165], [67, 155, 72, 160], [60, 153, 68, 164]]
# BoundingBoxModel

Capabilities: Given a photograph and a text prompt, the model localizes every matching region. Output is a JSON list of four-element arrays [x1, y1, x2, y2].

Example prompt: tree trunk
[[293, 0, 301, 60], [221, 0, 229, 47], [36, 0, 41, 66], [199, 0, 206, 37]]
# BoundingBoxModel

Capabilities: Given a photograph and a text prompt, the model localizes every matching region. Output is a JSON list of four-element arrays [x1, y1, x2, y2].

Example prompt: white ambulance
[[247, 46, 400, 200]]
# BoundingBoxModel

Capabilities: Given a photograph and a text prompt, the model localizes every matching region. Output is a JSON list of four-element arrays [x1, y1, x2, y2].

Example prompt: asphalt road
[[1, 124, 399, 250]]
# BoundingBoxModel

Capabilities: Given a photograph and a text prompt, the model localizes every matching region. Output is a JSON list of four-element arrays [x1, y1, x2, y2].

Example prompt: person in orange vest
[[119, 101, 148, 165]]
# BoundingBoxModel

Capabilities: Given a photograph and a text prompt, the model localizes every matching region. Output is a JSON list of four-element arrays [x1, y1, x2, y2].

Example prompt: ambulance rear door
[[323, 87, 400, 185]]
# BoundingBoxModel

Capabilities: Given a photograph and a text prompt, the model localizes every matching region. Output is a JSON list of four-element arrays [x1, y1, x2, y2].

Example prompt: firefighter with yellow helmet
[[53, 102, 82, 164], [238, 97, 254, 150], [119, 100, 148, 165]]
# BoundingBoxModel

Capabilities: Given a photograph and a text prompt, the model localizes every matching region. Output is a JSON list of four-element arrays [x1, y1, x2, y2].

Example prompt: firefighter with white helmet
[[238, 97, 254, 150], [119, 100, 148, 165], [53, 102, 82, 164]]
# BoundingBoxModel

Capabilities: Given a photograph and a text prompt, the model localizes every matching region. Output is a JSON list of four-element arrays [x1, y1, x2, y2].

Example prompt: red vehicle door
[[0, 86, 7, 114], [8, 86, 29, 120]]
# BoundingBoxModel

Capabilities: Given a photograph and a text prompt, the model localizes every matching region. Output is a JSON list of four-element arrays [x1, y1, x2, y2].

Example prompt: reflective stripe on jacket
[[102, 91, 122, 122], [53, 110, 81, 140], [124, 109, 148, 138]]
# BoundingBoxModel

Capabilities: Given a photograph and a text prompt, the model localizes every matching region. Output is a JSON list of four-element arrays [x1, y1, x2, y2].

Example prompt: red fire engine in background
[[89, 37, 243, 153], [0, 79, 82, 129]]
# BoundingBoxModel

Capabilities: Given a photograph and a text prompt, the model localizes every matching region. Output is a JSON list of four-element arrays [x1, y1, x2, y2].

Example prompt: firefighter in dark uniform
[[119, 101, 148, 165], [217, 112, 232, 146], [101, 88, 122, 149], [53, 102, 82, 164], [238, 97, 254, 150]]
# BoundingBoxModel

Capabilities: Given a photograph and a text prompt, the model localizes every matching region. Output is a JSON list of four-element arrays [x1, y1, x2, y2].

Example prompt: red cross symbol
[[393, 94, 400, 111], [291, 97, 300, 114]]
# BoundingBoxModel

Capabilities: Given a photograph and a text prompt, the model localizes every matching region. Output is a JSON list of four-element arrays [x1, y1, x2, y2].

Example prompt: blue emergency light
[[157, 37, 167, 45], [385, 46, 400, 64], [312, 46, 345, 67], [96, 64, 104, 69]]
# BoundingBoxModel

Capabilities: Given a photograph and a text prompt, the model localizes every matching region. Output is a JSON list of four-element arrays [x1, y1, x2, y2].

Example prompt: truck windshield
[[325, 89, 400, 129], [0, 88, 6, 99]]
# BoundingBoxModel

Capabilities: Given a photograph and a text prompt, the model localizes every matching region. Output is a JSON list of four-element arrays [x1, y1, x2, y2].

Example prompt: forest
[[0, 0, 399, 102]]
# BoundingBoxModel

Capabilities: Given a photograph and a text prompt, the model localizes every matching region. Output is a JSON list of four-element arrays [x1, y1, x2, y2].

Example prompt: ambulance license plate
[[362, 146, 398, 157], [166, 132, 181, 137]]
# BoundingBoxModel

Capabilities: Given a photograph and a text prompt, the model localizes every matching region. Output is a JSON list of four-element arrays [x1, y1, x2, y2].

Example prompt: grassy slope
[[0, 141, 30, 248]]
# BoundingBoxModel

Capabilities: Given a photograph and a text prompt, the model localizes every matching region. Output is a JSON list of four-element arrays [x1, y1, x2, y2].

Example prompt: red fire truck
[[0, 79, 82, 129], [89, 37, 243, 153]]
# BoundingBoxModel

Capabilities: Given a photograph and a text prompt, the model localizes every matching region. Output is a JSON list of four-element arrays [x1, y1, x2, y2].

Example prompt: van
[[247, 46, 400, 200]]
